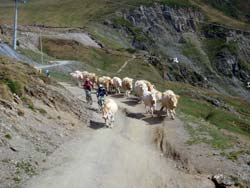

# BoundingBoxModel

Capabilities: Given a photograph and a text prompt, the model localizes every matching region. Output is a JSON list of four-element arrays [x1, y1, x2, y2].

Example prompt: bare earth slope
[[24, 83, 214, 188]]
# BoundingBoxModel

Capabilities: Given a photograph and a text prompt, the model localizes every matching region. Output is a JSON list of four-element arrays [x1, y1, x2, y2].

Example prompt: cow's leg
[[151, 107, 154, 117], [166, 109, 170, 117], [170, 110, 175, 120]]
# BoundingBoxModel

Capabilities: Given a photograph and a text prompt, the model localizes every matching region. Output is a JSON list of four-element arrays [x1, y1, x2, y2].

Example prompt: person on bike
[[45, 69, 50, 77], [96, 84, 108, 107], [83, 78, 93, 104]]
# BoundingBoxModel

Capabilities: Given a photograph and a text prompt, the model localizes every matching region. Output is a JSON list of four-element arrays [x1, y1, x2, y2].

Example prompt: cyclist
[[83, 78, 93, 104], [96, 84, 108, 107]]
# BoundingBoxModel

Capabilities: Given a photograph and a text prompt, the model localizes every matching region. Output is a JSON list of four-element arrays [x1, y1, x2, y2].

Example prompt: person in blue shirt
[[96, 84, 108, 107]]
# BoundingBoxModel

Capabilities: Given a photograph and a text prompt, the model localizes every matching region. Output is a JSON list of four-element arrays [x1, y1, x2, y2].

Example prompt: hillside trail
[[116, 55, 136, 74], [24, 83, 214, 188]]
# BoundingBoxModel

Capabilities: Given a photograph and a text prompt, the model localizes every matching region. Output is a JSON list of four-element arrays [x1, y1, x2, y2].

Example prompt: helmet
[[99, 84, 103, 88]]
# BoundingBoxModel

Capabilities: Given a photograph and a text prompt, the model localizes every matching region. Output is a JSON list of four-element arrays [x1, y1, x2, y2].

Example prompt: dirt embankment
[[0, 57, 90, 188]]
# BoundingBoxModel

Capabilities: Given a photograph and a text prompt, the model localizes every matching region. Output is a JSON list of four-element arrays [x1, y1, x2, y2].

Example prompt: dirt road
[[24, 83, 214, 188]]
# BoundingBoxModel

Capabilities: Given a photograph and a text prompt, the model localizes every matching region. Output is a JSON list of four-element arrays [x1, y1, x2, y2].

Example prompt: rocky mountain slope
[[102, 3, 250, 98]]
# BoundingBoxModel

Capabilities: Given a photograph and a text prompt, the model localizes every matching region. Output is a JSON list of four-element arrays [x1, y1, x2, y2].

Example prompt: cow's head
[[169, 94, 180, 108]]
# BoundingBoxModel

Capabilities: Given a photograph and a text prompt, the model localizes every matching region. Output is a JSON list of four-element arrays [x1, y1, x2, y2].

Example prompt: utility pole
[[13, 0, 18, 50], [40, 31, 44, 64]]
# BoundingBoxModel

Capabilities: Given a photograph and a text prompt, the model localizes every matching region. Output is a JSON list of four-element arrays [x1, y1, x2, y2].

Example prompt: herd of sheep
[[70, 70, 180, 127]]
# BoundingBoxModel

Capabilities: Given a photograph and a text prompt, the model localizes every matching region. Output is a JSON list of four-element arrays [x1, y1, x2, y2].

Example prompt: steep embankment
[[0, 56, 89, 188]]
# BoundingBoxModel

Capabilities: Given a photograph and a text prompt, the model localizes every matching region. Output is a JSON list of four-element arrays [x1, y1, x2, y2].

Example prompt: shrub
[[5, 79, 23, 97]]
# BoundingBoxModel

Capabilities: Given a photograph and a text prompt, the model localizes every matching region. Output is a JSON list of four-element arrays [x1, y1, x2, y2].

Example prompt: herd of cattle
[[70, 70, 180, 127]]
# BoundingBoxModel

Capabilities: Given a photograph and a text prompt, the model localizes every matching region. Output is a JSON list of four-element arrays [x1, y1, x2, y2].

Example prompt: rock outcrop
[[108, 3, 250, 98]]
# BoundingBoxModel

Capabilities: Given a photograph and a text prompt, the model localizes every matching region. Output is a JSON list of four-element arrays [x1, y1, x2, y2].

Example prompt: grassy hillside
[[200, 0, 250, 23], [0, 55, 50, 101], [41, 38, 250, 139], [0, 0, 249, 30], [0, 0, 191, 26]]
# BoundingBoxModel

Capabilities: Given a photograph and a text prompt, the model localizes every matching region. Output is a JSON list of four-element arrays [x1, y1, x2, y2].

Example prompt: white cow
[[101, 98, 118, 128], [142, 89, 157, 116], [134, 81, 148, 102], [122, 77, 133, 97], [160, 90, 180, 120], [111, 77, 122, 94], [70, 70, 83, 87]]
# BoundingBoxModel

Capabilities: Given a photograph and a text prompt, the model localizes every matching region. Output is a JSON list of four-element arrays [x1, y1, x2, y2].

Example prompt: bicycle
[[85, 90, 93, 105], [98, 96, 105, 111]]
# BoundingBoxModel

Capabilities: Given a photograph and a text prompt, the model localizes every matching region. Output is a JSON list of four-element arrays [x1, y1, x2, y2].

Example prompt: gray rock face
[[110, 3, 250, 98]]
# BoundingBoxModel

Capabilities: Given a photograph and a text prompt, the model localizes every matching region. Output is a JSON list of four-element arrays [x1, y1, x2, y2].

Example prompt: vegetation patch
[[185, 121, 232, 150], [222, 150, 250, 161], [16, 161, 36, 177], [166, 81, 250, 136], [37, 108, 47, 115], [0, 55, 51, 101], [4, 134, 12, 140]]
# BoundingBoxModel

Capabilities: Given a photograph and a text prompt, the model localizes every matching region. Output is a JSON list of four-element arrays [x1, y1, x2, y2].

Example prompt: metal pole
[[40, 31, 44, 64], [13, 0, 18, 50]]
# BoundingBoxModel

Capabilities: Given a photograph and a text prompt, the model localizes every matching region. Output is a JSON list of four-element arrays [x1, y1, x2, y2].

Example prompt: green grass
[[0, 55, 51, 101], [37, 108, 47, 115], [4, 79, 23, 97], [16, 161, 36, 177], [166, 82, 250, 136], [225, 150, 250, 161], [0, 0, 195, 27], [185, 118, 232, 150], [18, 48, 56, 65], [4, 134, 12, 139]]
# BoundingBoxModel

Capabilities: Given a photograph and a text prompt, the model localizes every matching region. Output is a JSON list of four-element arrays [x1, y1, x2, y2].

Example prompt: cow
[[101, 98, 118, 128], [151, 88, 162, 103], [122, 77, 133, 97], [135, 80, 154, 91], [70, 70, 83, 87], [98, 76, 112, 92], [111, 77, 122, 94], [160, 90, 180, 120], [134, 81, 148, 103], [142, 89, 157, 116]]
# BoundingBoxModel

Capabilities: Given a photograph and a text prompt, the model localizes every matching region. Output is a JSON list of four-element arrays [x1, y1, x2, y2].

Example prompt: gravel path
[[24, 83, 214, 188]]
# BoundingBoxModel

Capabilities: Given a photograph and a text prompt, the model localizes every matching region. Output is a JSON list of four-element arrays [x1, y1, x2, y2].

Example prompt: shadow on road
[[125, 111, 165, 125], [89, 120, 105, 129], [86, 107, 99, 113], [126, 112, 145, 119], [143, 116, 165, 125], [111, 94, 124, 98]]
